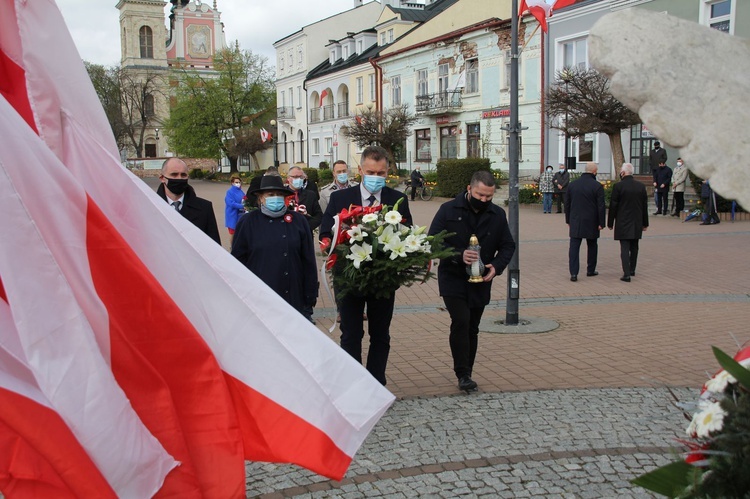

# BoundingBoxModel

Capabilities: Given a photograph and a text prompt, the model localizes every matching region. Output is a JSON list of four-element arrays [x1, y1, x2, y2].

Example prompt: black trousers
[[339, 291, 395, 385], [619, 239, 639, 276], [442, 296, 485, 379], [555, 192, 564, 212], [673, 192, 684, 214], [657, 190, 669, 214], [569, 237, 598, 276]]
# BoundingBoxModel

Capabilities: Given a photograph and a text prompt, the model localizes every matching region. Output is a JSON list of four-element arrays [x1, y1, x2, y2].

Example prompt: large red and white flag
[[519, 0, 577, 32], [0, 1, 394, 497]]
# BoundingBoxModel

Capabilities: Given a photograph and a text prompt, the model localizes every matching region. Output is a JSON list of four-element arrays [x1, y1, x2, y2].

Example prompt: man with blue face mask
[[319, 145, 413, 386], [286, 166, 323, 234], [319, 160, 358, 213]]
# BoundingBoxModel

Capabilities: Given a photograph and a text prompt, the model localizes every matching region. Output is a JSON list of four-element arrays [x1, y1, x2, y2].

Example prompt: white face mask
[[677, 162, 683, 167]]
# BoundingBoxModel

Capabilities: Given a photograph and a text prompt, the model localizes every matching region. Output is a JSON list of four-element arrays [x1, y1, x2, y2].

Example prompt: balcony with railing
[[416, 91, 463, 115], [322, 104, 335, 121], [277, 106, 295, 120], [337, 103, 349, 119], [310, 107, 321, 123]]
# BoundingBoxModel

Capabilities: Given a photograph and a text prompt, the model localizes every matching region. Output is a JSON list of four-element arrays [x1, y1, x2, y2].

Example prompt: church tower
[[116, 0, 226, 159]]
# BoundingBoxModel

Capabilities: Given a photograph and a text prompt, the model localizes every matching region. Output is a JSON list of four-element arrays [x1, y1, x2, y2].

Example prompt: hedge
[[436, 158, 492, 198]]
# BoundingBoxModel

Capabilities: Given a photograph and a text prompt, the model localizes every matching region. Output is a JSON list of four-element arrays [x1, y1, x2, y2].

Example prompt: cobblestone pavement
[[146, 178, 750, 498]]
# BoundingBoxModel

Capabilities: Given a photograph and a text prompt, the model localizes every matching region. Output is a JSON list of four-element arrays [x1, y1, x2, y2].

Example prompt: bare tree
[[340, 104, 418, 174], [85, 62, 127, 150], [226, 126, 272, 170], [118, 69, 166, 158], [546, 66, 640, 173]]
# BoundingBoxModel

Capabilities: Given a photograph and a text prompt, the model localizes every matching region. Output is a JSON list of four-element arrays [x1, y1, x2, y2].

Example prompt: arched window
[[144, 94, 155, 117], [139, 26, 154, 59]]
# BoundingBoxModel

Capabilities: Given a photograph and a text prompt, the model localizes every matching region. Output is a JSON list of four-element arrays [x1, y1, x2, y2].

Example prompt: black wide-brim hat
[[247, 174, 294, 195]]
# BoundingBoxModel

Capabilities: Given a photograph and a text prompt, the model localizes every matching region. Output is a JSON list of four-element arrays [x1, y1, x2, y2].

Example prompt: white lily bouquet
[[633, 344, 750, 497], [325, 198, 454, 299]]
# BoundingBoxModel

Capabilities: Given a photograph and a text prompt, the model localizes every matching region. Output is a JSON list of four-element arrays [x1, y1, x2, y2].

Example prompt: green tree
[[118, 69, 166, 158], [340, 104, 418, 174], [546, 66, 640, 175], [165, 45, 275, 172]]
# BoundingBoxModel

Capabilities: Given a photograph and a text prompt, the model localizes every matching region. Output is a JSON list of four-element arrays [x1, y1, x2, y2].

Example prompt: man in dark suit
[[156, 158, 221, 244], [428, 170, 515, 392], [319, 145, 412, 385], [607, 163, 649, 282], [649, 141, 667, 211], [286, 165, 322, 233], [565, 162, 606, 282]]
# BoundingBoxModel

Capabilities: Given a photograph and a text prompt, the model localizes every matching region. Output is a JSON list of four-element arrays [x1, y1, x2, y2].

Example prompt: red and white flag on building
[[319, 89, 329, 107], [0, 1, 394, 497], [519, 0, 577, 32]]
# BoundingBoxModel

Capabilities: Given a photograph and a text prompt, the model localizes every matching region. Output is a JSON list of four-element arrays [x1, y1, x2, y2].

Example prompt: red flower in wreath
[[283, 213, 293, 224]]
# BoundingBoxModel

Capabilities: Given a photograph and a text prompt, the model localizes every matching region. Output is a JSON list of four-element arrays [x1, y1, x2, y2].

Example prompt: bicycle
[[404, 181, 434, 201]]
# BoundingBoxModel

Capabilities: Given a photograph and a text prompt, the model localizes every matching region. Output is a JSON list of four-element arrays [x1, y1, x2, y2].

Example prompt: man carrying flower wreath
[[319, 145, 413, 386], [428, 171, 516, 392]]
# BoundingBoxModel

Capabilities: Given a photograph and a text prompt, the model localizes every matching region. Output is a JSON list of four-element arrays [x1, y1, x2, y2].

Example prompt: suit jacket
[[320, 185, 412, 241], [428, 194, 516, 307], [157, 183, 221, 244], [552, 169, 570, 193], [565, 173, 606, 239], [607, 176, 649, 240], [649, 147, 667, 170], [291, 188, 322, 232], [653, 165, 673, 193]]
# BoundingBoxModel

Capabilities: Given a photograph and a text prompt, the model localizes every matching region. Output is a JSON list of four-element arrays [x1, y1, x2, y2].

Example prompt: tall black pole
[[505, 0, 520, 325]]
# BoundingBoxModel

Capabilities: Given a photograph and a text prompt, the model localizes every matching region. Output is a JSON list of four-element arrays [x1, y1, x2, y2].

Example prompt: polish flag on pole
[[519, 0, 577, 32], [319, 89, 329, 107], [260, 127, 271, 142], [0, 1, 394, 497]]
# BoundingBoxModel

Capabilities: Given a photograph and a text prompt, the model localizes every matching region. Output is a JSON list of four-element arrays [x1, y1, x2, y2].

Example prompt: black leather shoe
[[653, 211, 662, 215], [620, 276, 631, 282], [586, 271, 598, 276], [570, 275, 577, 282], [699, 221, 711, 225], [458, 376, 478, 391]]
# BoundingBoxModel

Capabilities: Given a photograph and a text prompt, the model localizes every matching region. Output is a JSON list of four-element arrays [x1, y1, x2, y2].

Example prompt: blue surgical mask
[[363, 175, 386, 193], [264, 195, 286, 212], [336, 173, 349, 184], [291, 178, 305, 189]]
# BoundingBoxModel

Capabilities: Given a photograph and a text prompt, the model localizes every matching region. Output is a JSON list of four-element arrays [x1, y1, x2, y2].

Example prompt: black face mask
[[467, 193, 491, 212], [165, 178, 189, 196]]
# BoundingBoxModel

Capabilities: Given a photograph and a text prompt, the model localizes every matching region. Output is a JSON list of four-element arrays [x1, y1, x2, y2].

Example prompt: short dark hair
[[333, 159, 347, 167], [360, 145, 389, 164], [470, 170, 496, 188]]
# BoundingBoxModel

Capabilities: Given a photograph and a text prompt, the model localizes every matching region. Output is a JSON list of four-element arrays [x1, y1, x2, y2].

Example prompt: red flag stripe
[[0, 387, 116, 499]]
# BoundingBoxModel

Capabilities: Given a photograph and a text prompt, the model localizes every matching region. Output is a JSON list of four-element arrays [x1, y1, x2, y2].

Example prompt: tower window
[[139, 26, 154, 59]]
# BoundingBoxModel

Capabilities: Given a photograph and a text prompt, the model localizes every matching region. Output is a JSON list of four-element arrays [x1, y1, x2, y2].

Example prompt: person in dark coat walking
[[552, 163, 570, 213], [652, 161, 673, 216], [607, 163, 649, 282], [319, 145, 412, 385], [565, 162, 606, 281], [157, 158, 221, 244], [232, 175, 318, 322], [428, 170, 515, 392], [649, 141, 668, 210]]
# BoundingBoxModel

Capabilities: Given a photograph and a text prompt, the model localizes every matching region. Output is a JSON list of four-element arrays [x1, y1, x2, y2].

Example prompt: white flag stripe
[[0, 98, 177, 497], [59, 73, 394, 456], [16, 0, 394, 465]]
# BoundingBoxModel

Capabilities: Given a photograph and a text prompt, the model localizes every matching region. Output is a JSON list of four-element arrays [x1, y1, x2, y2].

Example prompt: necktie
[[172, 200, 181, 211], [367, 195, 376, 207]]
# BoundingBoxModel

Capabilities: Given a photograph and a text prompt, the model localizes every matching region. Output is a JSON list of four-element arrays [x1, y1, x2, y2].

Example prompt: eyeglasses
[[288, 175, 304, 179]]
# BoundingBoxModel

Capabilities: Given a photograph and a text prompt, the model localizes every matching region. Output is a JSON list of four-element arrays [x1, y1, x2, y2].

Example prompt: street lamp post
[[155, 128, 159, 157], [270, 119, 279, 167]]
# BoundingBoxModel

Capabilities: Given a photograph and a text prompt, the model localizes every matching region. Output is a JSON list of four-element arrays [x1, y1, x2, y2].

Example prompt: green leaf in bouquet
[[713, 346, 750, 390], [631, 460, 696, 497]]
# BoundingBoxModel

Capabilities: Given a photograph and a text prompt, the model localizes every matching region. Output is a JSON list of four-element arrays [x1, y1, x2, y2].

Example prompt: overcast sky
[[55, 0, 378, 67]]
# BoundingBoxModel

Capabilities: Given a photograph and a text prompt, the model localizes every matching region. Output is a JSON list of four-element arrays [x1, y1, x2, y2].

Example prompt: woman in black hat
[[231, 174, 318, 322]]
